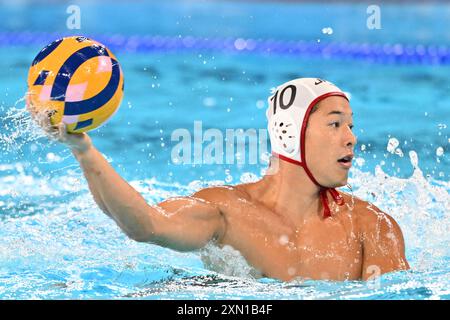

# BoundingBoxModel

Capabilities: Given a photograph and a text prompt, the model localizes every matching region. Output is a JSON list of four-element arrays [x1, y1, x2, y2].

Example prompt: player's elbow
[[133, 223, 221, 252], [123, 225, 192, 250], [121, 223, 159, 243]]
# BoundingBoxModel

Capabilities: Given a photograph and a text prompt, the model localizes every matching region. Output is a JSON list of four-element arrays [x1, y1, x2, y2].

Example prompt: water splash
[[0, 99, 49, 155], [348, 151, 450, 273], [198, 243, 264, 279]]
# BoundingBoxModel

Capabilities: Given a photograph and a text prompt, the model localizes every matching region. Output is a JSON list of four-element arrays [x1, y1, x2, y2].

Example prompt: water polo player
[[41, 77, 409, 281]]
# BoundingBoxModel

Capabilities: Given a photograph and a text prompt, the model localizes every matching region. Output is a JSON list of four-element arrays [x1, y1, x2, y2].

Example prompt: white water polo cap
[[266, 78, 349, 218]]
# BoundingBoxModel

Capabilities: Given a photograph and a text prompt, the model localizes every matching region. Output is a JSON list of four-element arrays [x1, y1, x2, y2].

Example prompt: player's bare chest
[[219, 201, 362, 280]]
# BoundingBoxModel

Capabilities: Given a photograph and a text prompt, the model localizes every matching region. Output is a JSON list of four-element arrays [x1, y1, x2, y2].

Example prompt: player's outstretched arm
[[41, 120, 226, 252]]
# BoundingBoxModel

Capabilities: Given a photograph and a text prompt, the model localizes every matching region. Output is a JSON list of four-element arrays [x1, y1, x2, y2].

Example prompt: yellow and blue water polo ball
[[27, 36, 124, 133]]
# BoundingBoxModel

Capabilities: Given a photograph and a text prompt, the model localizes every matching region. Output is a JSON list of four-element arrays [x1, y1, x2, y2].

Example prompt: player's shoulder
[[339, 191, 400, 234], [191, 184, 250, 204]]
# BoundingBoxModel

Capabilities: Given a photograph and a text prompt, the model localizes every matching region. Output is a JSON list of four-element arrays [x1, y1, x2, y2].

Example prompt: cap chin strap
[[319, 187, 344, 218], [299, 157, 345, 219], [273, 153, 345, 219]]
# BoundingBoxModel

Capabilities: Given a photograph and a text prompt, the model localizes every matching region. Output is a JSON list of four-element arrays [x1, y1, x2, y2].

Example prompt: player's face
[[305, 96, 357, 188]]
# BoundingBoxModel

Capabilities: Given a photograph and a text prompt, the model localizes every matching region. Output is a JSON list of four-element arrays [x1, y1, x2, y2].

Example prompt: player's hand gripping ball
[[27, 36, 124, 133]]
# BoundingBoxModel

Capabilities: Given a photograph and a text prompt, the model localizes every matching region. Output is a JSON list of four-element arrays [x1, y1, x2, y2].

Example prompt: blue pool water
[[0, 1, 449, 299]]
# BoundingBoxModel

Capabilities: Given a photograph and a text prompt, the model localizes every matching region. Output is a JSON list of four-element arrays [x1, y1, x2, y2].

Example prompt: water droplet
[[361, 144, 366, 151], [395, 148, 404, 157], [46, 152, 55, 161], [321, 27, 333, 35], [279, 235, 289, 246], [355, 157, 365, 167], [203, 97, 216, 107], [436, 147, 444, 157], [240, 172, 258, 183], [409, 150, 419, 168], [225, 173, 233, 183], [387, 138, 399, 153], [256, 100, 265, 109]]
